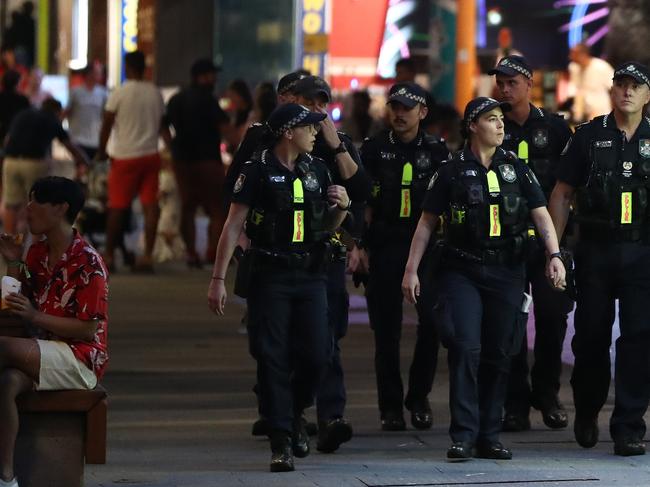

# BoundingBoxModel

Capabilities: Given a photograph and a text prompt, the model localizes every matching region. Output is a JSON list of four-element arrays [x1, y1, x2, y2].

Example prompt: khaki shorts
[[36, 339, 97, 391], [2, 157, 50, 206]]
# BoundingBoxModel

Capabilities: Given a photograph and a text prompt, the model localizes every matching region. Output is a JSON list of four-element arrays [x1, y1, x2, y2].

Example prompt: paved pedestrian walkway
[[85, 262, 649, 486]]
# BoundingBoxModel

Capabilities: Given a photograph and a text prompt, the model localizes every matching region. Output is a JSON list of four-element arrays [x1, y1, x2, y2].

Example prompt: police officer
[[489, 55, 574, 431], [292, 75, 372, 452], [224, 70, 310, 205], [208, 103, 351, 471], [360, 82, 449, 431], [403, 97, 565, 459], [549, 62, 650, 456]]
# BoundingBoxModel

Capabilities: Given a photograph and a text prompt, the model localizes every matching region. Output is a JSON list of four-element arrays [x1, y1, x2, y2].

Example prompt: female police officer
[[207, 103, 350, 472], [402, 97, 566, 460]]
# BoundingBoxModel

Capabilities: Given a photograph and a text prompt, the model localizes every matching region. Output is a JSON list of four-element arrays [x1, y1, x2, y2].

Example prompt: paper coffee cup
[[1, 276, 21, 310]]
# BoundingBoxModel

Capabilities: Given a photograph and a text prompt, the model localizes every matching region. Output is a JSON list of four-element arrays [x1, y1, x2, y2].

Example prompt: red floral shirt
[[26, 230, 109, 380]]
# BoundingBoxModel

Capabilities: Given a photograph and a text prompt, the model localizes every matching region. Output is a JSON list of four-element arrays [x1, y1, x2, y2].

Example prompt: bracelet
[[7, 260, 30, 278], [211, 276, 225, 281]]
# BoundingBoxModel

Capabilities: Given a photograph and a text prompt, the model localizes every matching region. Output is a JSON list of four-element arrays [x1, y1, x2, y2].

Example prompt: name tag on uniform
[[594, 140, 613, 148]]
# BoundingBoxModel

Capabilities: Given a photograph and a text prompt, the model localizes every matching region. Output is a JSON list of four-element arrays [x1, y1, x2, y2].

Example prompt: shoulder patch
[[233, 174, 246, 193], [427, 172, 439, 190], [498, 164, 517, 183]]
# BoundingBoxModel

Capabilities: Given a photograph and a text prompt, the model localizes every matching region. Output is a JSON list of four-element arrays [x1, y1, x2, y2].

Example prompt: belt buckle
[[484, 249, 498, 264]]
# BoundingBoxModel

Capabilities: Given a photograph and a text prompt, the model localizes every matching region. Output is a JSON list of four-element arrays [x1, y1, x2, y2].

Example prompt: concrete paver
[[84, 262, 650, 487]]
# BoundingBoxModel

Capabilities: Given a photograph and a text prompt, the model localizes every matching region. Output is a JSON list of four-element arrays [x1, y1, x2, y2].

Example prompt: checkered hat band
[[271, 110, 310, 136], [467, 99, 498, 123], [391, 92, 426, 105], [278, 79, 299, 95], [615, 67, 650, 87], [499, 59, 532, 78]]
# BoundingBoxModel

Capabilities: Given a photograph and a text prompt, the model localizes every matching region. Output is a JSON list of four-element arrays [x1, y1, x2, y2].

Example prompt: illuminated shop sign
[[296, 0, 329, 77], [121, 0, 139, 80]]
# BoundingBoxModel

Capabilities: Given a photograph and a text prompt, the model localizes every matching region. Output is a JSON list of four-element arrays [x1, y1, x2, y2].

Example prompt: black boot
[[292, 417, 310, 458], [270, 431, 294, 472]]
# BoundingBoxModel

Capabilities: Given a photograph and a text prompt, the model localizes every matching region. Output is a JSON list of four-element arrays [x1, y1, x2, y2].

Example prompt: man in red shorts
[[98, 50, 167, 272]]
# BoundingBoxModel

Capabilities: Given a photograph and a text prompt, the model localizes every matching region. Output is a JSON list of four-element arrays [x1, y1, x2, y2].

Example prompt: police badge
[[303, 172, 320, 191], [532, 128, 548, 148], [639, 139, 650, 158], [498, 164, 517, 183], [415, 151, 431, 170], [233, 174, 246, 193]]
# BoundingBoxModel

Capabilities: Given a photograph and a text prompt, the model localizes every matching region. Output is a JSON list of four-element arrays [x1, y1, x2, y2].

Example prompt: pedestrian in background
[[65, 64, 108, 160], [165, 58, 230, 266], [2, 98, 88, 234], [567, 43, 614, 123], [97, 50, 167, 273]]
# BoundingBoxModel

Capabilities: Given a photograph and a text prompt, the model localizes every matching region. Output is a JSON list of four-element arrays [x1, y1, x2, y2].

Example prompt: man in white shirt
[[567, 44, 615, 123], [98, 50, 168, 272], [65, 63, 107, 159]]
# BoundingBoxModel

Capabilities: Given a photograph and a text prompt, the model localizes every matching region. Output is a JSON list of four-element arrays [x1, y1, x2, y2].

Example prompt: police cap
[[277, 70, 309, 96], [613, 61, 650, 89], [266, 103, 327, 137], [293, 76, 332, 103], [488, 55, 533, 79], [463, 97, 511, 127], [387, 82, 428, 108]]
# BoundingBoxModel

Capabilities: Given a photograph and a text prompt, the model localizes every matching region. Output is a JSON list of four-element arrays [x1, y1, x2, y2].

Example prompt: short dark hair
[[30, 177, 85, 224], [396, 58, 416, 72], [124, 51, 146, 75], [190, 58, 218, 79], [2, 69, 20, 91], [41, 97, 62, 115]]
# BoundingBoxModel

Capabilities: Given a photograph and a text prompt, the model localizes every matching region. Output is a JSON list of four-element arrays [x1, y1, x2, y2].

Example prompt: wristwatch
[[334, 142, 348, 155], [549, 251, 564, 263], [337, 199, 352, 211]]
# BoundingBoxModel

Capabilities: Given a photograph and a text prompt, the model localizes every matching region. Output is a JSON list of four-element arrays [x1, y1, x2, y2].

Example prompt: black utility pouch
[[234, 250, 257, 298]]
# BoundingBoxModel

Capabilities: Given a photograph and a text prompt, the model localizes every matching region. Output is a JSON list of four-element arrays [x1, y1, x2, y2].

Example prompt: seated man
[[0, 176, 109, 487]]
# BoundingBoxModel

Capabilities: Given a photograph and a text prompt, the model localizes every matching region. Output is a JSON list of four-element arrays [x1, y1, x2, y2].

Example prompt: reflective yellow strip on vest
[[518, 140, 529, 163], [292, 179, 305, 242], [489, 204, 501, 237], [621, 192, 633, 224], [293, 210, 305, 242], [293, 178, 304, 203], [400, 189, 411, 217], [400, 163, 413, 218], [401, 162, 413, 186], [486, 170, 501, 194]]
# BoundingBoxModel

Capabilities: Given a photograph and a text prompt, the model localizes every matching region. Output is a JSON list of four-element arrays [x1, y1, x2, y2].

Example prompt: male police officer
[[292, 75, 372, 451], [550, 62, 650, 456], [224, 70, 310, 203], [360, 82, 449, 430], [489, 55, 574, 432]]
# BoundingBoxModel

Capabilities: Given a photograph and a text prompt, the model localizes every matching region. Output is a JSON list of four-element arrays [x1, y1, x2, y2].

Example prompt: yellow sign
[[487, 170, 501, 194], [518, 140, 529, 163], [293, 210, 305, 242], [489, 204, 501, 237], [621, 192, 632, 224], [304, 33, 328, 54]]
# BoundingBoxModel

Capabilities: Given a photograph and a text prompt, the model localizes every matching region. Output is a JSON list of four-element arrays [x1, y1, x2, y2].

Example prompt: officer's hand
[[208, 279, 227, 315], [357, 248, 369, 274], [545, 257, 566, 292], [402, 270, 420, 304], [316, 107, 341, 149], [346, 245, 360, 274], [327, 185, 350, 209]]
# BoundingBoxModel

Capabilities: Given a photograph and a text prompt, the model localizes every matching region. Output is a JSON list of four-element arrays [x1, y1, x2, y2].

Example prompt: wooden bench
[[0, 313, 108, 487]]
